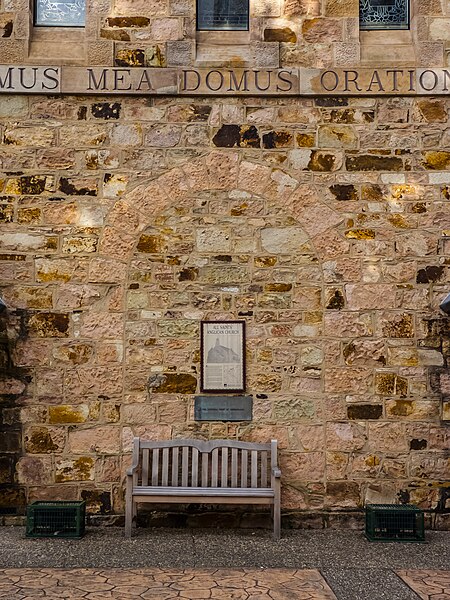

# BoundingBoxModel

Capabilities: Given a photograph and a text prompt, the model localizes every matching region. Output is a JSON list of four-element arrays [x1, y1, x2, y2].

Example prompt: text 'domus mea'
[[1, 66, 450, 96]]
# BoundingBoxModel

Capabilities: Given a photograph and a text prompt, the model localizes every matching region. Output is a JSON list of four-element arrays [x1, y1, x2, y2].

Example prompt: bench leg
[[273, 481, 281, 540], [125, 499, 133, 538], [125, 477, 133, 538]]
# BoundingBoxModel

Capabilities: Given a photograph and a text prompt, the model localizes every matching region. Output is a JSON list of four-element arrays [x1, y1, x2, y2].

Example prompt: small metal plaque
[[194, 396, 252, 421]]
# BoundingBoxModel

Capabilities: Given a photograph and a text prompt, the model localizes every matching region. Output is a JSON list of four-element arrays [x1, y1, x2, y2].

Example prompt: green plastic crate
[[365, 504, 425, 542], [26, 501, 86, 538]]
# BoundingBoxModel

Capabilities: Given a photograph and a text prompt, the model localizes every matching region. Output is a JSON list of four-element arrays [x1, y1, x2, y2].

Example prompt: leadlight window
[[35, 0, 85, 26], [359, 0, 409, 30], [197, 0, 249, 30]]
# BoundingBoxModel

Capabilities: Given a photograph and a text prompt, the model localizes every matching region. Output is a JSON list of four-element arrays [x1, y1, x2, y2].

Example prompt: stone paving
[[6, 566, 450, 600], [397, 570, 450, 600], [0, 568, 337, 599]]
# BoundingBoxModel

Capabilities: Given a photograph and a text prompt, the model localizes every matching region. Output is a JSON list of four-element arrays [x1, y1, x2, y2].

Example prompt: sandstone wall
[[0, 92, 449, 523], [0, 0, 450, 68]]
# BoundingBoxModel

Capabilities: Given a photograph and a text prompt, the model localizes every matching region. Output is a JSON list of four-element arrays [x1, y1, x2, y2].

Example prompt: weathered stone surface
[[26, 312, 70, 338], [347, 404, 383, 420], [49, 405, 89, 424], [346, 155, 403, 171], [16, 456, 53, 485], [375, 372, 408, 396], [281, 451, 325, 481], [302, 18, 342, 43], [318, 125, 357, 148], [24, 427, 65, 454], [0, 48, 447, 522], [65, 367, 123, 396], [264, 27, 297, 42], [326, 422, 366, 451], [55, 457, 95, 482], [148, 373, 197, 393], [69, 426, 120, 454], [261, 227, 308, 253], [346, 284, 396, 310], [325, 368, 372, 393]]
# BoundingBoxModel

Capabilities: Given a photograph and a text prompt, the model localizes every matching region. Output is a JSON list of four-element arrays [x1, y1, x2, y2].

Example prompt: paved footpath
[[0, 528, 449, 600], [1, 567, 449, 599], [0, 567, 337, 599]]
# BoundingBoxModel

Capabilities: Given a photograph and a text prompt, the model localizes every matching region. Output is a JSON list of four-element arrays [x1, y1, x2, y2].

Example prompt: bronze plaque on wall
[[194, 396, 253, 421]]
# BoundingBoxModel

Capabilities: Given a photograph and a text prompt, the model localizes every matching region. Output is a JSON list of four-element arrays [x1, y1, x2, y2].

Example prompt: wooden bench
[[125, 438, 281, 539]]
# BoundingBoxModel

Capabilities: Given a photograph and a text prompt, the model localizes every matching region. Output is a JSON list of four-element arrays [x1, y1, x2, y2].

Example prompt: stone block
[[24, 427, 66, 454], [325, 368, 372, 393], [416, 42, 444, 66], [69, 426, 120, 454], [280, 451, 325, 481], [4, 126, 54, 147], [148, 372, 197, 393], [326, 422, 367, 451], [0, 96, 28, 118], [16, 456, 53, 485], [346, 284, 397, 310], [145, 124, 182, 147], [375, 372, 408, 396], [49, 405, 89, 424], [318, 125, 358, 148], [167, 40, 194, 66], [254, 0, 281, 16], [149, 18, 181, 40], [114, 0, 167, 15], [0, 40, 25, 62], [334, 42, 360, 66], [55, 457, 95, 482], [368, 422, 407, 451], [302, 18, 342, 43], [65, 366, 123, 396], [88, 41, 114, 66], [325, 0, 358, 16], [261, 227, 308, 253], [251, 42, 280, 68]]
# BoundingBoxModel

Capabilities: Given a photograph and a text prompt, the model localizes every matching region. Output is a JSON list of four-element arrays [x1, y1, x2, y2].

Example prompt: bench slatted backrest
[[134, 439, 276, 489]]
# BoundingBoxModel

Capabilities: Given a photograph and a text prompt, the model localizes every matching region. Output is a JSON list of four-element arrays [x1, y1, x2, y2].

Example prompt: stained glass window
[[359, 0, 409, 30], [197, 0, 249, 30], [35, 0, 85, 26]]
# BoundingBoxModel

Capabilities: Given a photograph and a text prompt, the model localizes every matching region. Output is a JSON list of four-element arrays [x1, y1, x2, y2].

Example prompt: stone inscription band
[[2, 65, 450, 96]]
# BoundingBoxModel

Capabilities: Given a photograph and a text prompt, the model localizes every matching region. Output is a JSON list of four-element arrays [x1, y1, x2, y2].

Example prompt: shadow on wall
[[0, 298, 27, 515], [422, 311, 450, 526]]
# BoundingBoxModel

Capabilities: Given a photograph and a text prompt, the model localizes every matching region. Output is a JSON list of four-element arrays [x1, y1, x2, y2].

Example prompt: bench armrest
[[126, 466, 137, 477], [272, 467, 281, 478]]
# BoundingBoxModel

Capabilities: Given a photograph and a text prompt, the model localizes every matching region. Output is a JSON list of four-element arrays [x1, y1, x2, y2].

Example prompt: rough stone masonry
[[0, 0, 449, 527]]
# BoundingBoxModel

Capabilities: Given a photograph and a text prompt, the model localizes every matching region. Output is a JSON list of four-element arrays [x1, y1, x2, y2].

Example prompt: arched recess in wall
[[97, 151, 346, 466]]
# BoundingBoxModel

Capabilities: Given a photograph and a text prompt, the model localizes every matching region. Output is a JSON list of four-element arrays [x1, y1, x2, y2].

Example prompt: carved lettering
[[227, 70, 249, 92], [277, 70, 294, 92], [419, 69, 438, 91], [181, 69, 200, 92], [367, 70, 385, 93], [443, 69, 450, 92], [136, 70, 152, 91], [344, 70, 362, 92], [408, 70, 415, 92], [0, 65, 448, 96], [88, 68, 108, 91], [254, 70, 272, 91], [205, 70, 224, 91], [386, 69, 403, 92], [320, 70, 339, 92], [19, 67, 38, 90], [42, 68, 59, 90], [0, 67, 13, 90], [114, 69, 131, 91]]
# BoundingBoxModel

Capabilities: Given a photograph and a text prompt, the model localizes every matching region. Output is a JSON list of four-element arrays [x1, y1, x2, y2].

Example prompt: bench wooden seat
[[125, 438, 281, 539]]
